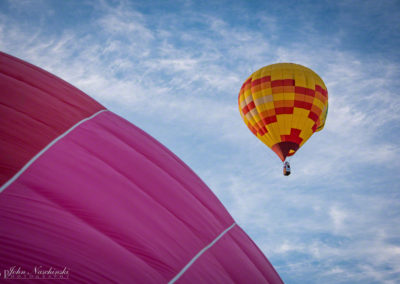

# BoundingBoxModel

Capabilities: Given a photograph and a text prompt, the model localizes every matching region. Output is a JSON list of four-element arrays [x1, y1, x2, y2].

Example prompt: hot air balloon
[[0, 52, 283, 283], [238, 63, 328, 176]]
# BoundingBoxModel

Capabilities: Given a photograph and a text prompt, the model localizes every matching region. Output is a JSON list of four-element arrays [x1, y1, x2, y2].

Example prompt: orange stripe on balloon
[[240, 78, 252, 91], [251, 76, 271, 87]]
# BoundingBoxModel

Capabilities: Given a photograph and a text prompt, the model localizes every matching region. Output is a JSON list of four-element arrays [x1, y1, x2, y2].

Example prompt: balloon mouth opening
[[271, 142, 299, 161]]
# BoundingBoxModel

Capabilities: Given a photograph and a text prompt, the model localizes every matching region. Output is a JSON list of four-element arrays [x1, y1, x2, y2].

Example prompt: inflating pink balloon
[[0, 52, 283, 283]]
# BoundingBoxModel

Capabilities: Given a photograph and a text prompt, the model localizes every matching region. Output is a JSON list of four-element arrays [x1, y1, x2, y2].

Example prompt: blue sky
[[1, 0, 400, 283]]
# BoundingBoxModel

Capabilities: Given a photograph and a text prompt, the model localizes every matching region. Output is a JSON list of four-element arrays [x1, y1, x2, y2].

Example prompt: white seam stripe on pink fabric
[[168, 222, 237, 284], [0, 109, 108, 193]]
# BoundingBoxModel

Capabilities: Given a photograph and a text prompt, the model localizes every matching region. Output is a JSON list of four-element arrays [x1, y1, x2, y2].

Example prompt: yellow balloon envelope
[[238, 63, 328, 161]]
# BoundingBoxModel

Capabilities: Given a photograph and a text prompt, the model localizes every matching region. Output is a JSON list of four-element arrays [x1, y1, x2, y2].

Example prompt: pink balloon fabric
[[0, 52, 283, 283]]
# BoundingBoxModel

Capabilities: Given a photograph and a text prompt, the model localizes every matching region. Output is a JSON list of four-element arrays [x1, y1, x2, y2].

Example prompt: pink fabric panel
[[1, 111, 257, 283], [0, 52, 104, 186], [177, 225, 283, 283]]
